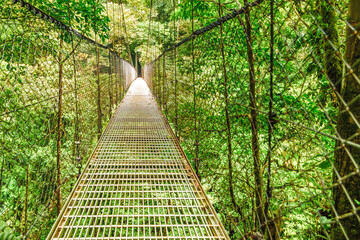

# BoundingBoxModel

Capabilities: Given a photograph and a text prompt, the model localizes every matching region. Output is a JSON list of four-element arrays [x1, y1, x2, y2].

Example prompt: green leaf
[[319, 216, 331, 230], [318, 160, 331, 169]]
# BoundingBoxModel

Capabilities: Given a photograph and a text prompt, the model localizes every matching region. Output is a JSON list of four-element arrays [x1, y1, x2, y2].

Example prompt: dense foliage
[[144, 0, 359, 239], [0, 0, 135, 238], [0, 0, 359, 239]]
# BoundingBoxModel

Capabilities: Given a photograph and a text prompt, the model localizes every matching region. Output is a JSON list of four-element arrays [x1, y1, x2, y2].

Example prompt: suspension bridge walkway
[[47, 78, 229, 239]]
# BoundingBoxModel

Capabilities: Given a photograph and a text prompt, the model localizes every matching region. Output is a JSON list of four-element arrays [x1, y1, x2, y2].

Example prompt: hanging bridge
[[46, 78, 229, 239], [1, 0, 360, 239]]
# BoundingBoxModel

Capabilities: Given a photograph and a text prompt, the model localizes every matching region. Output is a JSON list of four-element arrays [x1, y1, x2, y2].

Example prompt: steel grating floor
[[47, 78, 229, 240]]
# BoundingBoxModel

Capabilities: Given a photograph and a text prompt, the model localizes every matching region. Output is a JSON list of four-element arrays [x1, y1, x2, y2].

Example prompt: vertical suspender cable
[[163, 51, 166, 112], [108, 49, 113, 117], [265, 0, 274, 216], [96, 37, 102, 139], [173, 0, 178, 138], [191, 0, 200, 179], [163, 10, 167, 112], [93, 0, 102, 140], [107, 1, 113, 117], [66, 0, 81, 178], [146, 0, 153, 63], [56, 36, 64, 216], [158, 8, 162, 106]]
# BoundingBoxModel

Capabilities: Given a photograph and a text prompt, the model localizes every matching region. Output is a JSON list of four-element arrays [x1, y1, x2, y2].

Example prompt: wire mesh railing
[[144, 0, 360, 239], [0, 0, 136, 238], [46, 78, 230, 240]]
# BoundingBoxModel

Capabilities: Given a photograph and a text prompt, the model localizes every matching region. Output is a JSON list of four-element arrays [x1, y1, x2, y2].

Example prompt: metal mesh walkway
[[47, 78, 229, 239]]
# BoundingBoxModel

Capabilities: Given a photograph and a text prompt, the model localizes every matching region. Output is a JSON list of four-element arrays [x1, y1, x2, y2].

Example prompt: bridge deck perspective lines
[[47, 78, 230, 240]]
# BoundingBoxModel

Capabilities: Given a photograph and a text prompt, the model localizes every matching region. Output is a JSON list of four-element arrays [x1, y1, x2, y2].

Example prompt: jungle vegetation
[[0, 0, 359, 239]]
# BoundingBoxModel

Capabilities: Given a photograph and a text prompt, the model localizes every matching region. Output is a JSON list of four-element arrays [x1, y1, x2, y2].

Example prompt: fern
[[0, 221, 19, 240]]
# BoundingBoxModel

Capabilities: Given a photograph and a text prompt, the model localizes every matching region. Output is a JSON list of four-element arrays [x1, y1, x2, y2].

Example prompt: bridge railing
[[145, 0, 360, 239], [0, 0, 136, 238]]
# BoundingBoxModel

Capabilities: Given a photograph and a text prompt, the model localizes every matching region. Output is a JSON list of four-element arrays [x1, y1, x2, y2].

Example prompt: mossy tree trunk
[[242, 0, 265, 232], [333, 0, 360, 239], [320, 0, 342, 94]]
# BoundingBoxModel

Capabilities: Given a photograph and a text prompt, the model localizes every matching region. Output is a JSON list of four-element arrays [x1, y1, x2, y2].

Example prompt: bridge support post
[[158, 56, 162, 106], [191, 0, 200, 180], [108, 50, 113, 117], [163, 53, 167, 113], [333, 0, 360, 239], [96, 44, 102, 139], [114, 55, 119, 103], [174, 47, 179, 138]]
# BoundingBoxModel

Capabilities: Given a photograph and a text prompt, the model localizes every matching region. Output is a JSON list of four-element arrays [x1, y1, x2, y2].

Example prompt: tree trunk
[[320, 0, 342, 94], [243, 0, 265, 232], [333, 0, 360, 239], [218, 1, 248, 234], [120, 2, 133, 66], [135, 51, 138, 74]]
